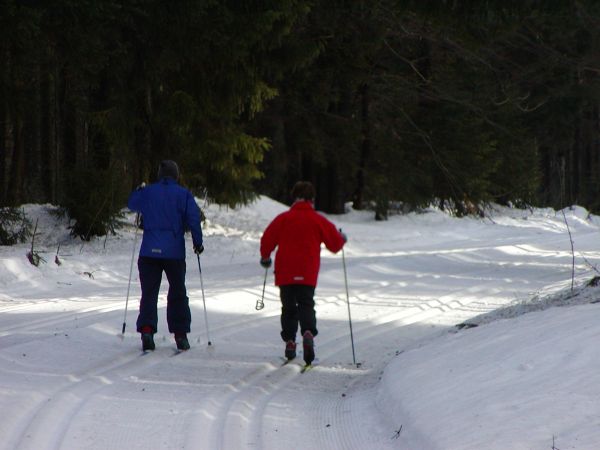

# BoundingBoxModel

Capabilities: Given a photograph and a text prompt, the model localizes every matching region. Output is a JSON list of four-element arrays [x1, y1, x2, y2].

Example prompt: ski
[[300, 364, 313, 373], [278, 357, 317, 372], [173, 347, 191, 356]]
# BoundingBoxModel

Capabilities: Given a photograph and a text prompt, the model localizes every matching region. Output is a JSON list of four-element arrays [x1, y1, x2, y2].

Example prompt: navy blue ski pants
[[136, 256, 191, 334], [279, 284, 317, 342]]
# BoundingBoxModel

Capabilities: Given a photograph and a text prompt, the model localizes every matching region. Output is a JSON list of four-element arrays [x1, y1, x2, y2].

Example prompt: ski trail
[[246, 251, 586, 450], [183, 358, 277, 450], [9, 348, 165, 450], [218, 363, 300, 449], [0, 302, 124, 345], [2, 203, 599, 450]]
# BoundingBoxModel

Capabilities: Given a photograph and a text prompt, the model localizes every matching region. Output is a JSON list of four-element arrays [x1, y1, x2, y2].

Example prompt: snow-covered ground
[[1, 197, 600, 450]]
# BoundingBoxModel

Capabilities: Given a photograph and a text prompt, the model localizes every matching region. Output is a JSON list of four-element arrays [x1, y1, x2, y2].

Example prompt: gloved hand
[[260, 257, 272, 269], [194, 243, 204, 255], [136, 182, 146, 190]]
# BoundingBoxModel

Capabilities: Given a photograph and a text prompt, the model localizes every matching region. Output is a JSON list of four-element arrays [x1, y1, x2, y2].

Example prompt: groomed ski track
[[1, 204, 599, 450]]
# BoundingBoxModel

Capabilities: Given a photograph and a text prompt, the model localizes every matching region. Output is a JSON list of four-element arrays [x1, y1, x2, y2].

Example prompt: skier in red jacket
[[260, 181, 346, 365]]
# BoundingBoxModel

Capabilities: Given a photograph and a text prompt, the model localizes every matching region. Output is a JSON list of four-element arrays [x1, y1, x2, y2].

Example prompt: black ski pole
[[197, 254, 212, 346], [122, 213, 140, 335], [256, 268, 268, 310], [341, 236, 358, 367]]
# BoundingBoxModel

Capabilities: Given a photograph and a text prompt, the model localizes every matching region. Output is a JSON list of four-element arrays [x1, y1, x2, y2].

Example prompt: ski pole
[[122, 213, 140, 334], [341, 237, 358, 367], [256, 268, 268, 310], [197, 254, 212, 346]]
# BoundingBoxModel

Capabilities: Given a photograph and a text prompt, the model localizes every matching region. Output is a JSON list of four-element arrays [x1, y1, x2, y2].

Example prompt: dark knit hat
[[291, 181, 315, 201], [158, 160, 179, 180]]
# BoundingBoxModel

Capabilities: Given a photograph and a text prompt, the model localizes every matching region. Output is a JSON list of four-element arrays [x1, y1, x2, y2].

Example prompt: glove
[[136, 182, 146, 190], [194, 244, 204, 255], [260, 257, 272, 269]]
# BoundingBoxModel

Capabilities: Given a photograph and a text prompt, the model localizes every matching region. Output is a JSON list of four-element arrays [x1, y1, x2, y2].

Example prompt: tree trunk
[[26, 63, 44, 202], [1, 46, 11, 206], [1, 107, 13, 206], [353, 83, 370, 210], [42, 67, 58, 203], [8, 115, 26, 206], [62, 67, 78, 184]]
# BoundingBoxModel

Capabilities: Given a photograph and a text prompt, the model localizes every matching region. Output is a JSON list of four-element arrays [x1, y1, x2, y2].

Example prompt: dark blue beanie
[[158, 160, 179, 180]]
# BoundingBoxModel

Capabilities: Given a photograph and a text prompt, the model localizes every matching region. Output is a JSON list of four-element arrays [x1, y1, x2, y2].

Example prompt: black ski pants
[[279, 284, 317, 342], [136, 256, 191, 334]]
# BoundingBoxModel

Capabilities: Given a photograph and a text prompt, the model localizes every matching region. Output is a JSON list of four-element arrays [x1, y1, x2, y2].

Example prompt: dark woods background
[[2, 0, 600, 238]]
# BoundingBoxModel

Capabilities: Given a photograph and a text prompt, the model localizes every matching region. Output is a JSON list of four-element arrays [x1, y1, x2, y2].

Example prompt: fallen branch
[[391, 425, 403, 439], [55, 243, 62, 266], [26, 219, 46, 267]]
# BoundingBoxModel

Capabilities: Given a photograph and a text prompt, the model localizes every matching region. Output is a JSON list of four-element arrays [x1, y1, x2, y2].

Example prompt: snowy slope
[[1, 198, 599, 449]]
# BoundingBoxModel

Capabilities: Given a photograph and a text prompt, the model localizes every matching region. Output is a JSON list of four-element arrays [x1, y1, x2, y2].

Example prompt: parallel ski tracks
[[0, 302, 123, 335], [197, 244, 591, 450], [3, 224, 597, 449], [7, 348, 168, 450]]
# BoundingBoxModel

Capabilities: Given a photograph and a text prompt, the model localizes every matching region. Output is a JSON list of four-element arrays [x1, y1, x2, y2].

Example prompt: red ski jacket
[[260, 201, 346, 287]]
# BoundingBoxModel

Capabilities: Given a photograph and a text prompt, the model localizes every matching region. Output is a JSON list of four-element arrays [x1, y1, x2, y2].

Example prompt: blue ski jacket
[[127, 178, 203, 260]]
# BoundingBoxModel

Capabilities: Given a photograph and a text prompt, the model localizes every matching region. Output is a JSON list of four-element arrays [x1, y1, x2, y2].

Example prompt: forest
[[1, 0, 600, 238]]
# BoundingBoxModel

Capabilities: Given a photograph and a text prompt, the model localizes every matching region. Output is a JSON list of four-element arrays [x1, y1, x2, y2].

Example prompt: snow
[[1, 197, 600, 450]]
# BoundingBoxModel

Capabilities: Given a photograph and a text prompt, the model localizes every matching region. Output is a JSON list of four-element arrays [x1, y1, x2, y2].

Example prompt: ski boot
[[285, 340, 297, 360], [140, 326, 155, 351], [302, 330, 314, 365], [175, 333, 190, 351]]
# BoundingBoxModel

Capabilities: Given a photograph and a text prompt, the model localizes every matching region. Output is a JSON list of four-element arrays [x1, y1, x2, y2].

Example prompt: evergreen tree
[[3, 0, 600, 232], [256, 0, 384, 213], [1, 1, 313, 236]]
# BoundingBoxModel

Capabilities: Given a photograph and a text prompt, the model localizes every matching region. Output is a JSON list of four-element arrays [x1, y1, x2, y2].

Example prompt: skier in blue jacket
[[128, 160, 204, 351]]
